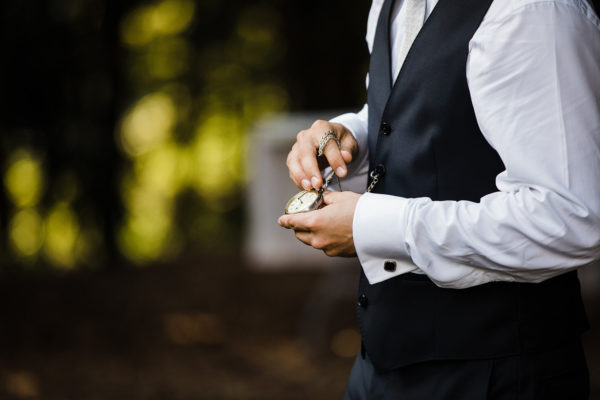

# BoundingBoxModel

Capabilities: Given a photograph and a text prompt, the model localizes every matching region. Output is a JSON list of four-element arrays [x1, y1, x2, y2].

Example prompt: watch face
[[285, 189, 322, 214]]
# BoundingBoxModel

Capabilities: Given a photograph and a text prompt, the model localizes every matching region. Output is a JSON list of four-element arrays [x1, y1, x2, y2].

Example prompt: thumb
[[322, 190, 341, 206]]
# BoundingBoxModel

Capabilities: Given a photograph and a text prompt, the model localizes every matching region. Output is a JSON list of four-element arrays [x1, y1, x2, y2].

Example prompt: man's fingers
[[294, 231, 314, 247], [323, 246, 341, 257], [310, 120, 349, 180], [286, 120, 357, 189], [340, 149, 353, 164], [278, 213, 316, 232], [322, 190, 341, 205], [322, 139, 348, 178], [278, 215, 296, 229], [298, 139, 322, 188], [286, 144, 307, 189], [322, 127, 359, 178], [287, 141, 317, 190], [295, 231, 330, 250], [287, 157, 310, 190], [339, 131, 359, 164]]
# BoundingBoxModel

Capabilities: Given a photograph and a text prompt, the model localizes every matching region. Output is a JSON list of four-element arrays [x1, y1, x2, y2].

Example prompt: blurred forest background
[[0, 0, 598, 399]]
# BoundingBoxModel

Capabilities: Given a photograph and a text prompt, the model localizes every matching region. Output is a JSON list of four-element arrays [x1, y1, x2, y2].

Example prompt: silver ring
[[317, 130, 340, 156]]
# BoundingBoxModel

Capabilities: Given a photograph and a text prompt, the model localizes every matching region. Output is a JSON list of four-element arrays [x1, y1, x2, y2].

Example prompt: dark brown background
[[0, 1, 598, 399]]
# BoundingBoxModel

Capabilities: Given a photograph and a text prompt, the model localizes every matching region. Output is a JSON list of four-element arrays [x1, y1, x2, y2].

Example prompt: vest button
[[380, 122, 392, 135], [384, 260, 397, 272], [358, 294, 369, 308], [374, 164, 386, 176]]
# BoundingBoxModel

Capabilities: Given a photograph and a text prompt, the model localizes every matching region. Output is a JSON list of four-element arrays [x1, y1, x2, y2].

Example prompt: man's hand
[[287, 120, 359, 190], [278, 191, 362, 257]]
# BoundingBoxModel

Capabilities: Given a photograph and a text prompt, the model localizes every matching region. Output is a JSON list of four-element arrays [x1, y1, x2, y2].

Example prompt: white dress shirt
[[331, 0, 600, 288]]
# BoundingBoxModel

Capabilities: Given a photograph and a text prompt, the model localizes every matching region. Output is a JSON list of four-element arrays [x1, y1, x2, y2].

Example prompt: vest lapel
[[368, 0, 396, 117]]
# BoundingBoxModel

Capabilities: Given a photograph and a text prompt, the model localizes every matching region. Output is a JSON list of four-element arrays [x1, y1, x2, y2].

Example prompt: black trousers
[[343, 340, 589, 400]]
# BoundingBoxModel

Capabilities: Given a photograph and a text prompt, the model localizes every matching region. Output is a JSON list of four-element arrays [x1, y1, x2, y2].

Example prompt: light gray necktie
[[397, 0, 426, 69]]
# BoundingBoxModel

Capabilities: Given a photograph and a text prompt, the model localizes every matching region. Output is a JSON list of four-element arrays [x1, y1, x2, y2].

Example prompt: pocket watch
[[284, 170, 336, 214]]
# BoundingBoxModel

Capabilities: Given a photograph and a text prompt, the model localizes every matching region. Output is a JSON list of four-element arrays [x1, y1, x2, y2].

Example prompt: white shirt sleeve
[[353, 0, 600, 288], [329, 105, 370, 193]]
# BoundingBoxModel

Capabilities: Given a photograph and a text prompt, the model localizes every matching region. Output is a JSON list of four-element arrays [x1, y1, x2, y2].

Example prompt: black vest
[[359, 0, 589, 372]]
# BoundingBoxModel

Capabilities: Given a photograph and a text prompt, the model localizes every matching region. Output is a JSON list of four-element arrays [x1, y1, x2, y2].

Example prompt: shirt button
[[357, 294, 369, 308], [384, 260, 397, 272], [380, 122, 392, 135]]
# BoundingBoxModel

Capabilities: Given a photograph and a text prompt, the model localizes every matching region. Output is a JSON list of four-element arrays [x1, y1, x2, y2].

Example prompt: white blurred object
[[244, 112, 365, 271]]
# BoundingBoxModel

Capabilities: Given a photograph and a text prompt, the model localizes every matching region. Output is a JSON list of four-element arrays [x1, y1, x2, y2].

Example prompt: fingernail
[[311, 176, 319, 187], [336, 167, 346, 176], [302, 179, 310, 189]]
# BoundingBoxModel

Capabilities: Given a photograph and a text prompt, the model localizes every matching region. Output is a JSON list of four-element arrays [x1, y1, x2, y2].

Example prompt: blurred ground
[[0, 256, 597, 400], [0, 255, 359, 400]]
